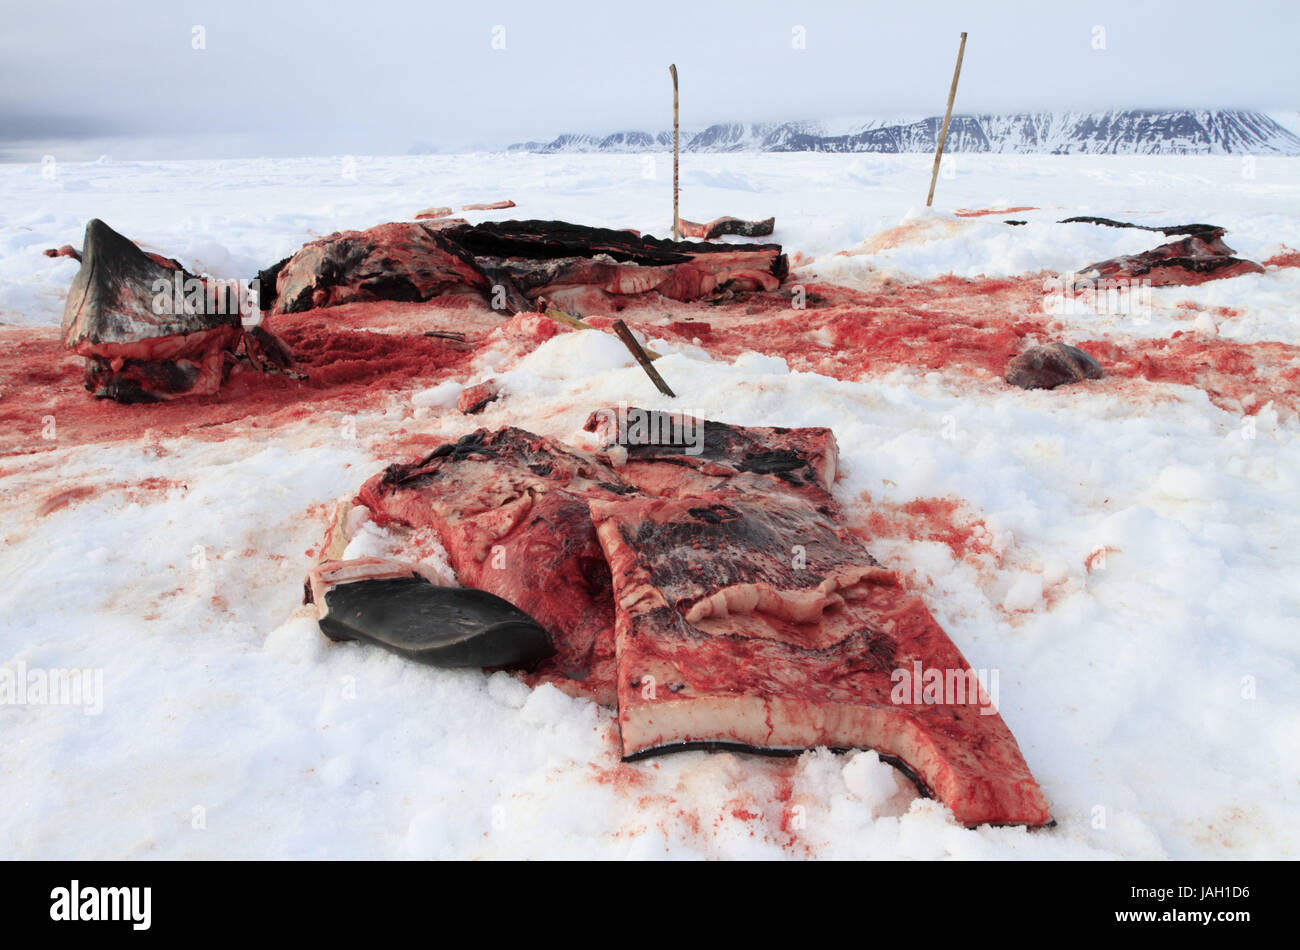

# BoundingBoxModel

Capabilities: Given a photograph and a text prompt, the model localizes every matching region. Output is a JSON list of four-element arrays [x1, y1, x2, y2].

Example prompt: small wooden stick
[[926, 31, 967, 208], [612, 319, 675, 397], [542, 304, 596, 332], [670, 64, 680, 241], [422, 330, 467, 341], [542, 304, 662, 360]]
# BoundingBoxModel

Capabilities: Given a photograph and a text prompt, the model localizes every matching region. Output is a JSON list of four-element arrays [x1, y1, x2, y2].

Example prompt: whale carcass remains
[[61, 219, 292, 402], [353, 409, 1050, 827], [262, 219, 788, 315], [62, 217, 788, 402], [1065, 217, 1265, 287]]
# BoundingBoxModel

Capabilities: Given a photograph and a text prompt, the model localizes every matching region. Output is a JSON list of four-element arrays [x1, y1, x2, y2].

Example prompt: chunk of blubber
[[319, 576, 553, 669]]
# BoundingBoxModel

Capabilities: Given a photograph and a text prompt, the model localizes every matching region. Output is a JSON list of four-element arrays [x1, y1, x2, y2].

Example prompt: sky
[[2, 0, 1297, 160]]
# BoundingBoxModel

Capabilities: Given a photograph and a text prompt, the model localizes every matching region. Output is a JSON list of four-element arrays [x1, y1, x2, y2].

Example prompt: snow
[[410, 381, 463, 410], [2, 152, 1298, 859], [1002, 572, 1044, 612]]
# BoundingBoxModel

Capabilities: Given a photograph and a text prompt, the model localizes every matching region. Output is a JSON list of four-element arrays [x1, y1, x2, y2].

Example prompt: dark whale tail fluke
[[306, 558, 553, 669]]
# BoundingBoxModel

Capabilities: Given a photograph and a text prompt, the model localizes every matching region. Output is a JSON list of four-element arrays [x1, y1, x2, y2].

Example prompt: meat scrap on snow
[[347, 409, 1051, 828], [1064, 217, 1265, 287]]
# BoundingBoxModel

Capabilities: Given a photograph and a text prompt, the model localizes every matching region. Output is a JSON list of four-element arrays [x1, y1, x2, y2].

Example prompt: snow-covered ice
[[1, 152, 1297, 858]]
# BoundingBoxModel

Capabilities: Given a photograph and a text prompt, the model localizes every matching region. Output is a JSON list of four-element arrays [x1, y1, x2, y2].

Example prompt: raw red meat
[[677, 216, 775, 240], [270, 221, 503, 314], [356, 427, 634, 705], [43, 244, 82, 261], [1072, 222, 1264, 288], [269, 219, 788, 317], [355, 413, 838, 699], [457, 379, 501, 414], [582, 406, 838, 504], [588, 492, 1051, 827]]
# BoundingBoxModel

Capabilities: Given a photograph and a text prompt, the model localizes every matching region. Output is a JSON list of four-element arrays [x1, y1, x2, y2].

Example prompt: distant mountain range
[[504, 110, 1300, 155]]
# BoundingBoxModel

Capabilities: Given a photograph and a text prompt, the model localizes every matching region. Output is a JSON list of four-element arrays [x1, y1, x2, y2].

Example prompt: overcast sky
[[2, 0, 1296, 160]]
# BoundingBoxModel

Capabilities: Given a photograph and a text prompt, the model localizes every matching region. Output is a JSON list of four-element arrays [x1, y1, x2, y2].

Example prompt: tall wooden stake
[[926, 31, 967, 208], [670, 63, 680, 240]]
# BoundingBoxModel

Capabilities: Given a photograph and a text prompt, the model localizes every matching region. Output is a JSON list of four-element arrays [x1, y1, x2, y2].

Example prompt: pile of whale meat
[[343, 409, 1051, 827]]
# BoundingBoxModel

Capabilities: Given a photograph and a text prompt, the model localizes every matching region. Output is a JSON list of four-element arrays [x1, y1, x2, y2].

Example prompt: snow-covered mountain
[[506, 110, 1300, 155]]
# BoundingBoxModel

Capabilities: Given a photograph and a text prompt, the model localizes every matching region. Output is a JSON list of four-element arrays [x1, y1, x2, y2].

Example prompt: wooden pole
[[926, 31, 967, 208], [670, 64, 680, 240]]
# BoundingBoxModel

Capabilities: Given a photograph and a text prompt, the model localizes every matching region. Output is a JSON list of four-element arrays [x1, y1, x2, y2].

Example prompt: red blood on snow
[[1263, 247, 1300, 269], [0, 308, 476, 451]]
